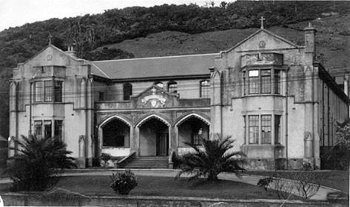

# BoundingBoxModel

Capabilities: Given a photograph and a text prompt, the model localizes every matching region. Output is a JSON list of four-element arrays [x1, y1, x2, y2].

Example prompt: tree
[[176, 135, 246, 181], [7, 135, 76, 191]]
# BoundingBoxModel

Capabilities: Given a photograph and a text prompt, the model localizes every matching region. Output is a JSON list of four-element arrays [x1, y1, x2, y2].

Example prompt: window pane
[[35, 82, 43, 102], [54, 81, 62, 102], [248, 115, 259, 144], [200, 80, 210, 98], [123, 83, 132, 100], [44, 120, 52, 139], [249, 70, 259, 77], [34, 121, 42, 137], [275, 115, 281, 144], [243, 115, 246, 144], [261, 70, 271, 94], [54, 120, 63, 140], [274, 70, 281, 94], [44, 81, 53, 102], [249, 76, 259, 94], [261, 115, 271, 144]]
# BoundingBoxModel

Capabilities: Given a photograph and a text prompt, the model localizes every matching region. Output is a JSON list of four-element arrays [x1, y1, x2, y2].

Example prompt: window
[[248, 115, 259, 144], [261, 115, 272, 144], [243, 115, 246, 144], [35, 82, 43, 102], [34, 120, 63, 139], [123, 83, 132, 100], [34, 80, 62, 102], [44, 81, 53, 102], [274, 115, 281, 144], [168, 81, 177, 93], [248, 70, 259, 94], [44, 120, 52, 139], [244, 69, 281, 95], [54, 120, 63, 140], [274, 70, 280, 94], [200, 80, 210, 98], [54, 81, 63, 102], [34, 120, 42, 137], [245, 114, 281, 145]]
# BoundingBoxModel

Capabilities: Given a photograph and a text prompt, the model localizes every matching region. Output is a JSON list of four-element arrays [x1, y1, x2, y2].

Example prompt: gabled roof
[[21, 44, 83, 66], [223, 28, 303, 54], [90, 53, 218, 80]]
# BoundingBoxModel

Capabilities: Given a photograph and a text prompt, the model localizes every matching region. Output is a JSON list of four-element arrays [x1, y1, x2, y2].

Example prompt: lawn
[[246, 170, 349, 193], [0, 175, 280, 200]]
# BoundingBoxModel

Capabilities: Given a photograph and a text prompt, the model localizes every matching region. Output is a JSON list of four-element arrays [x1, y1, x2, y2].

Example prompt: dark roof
[[90, 53, 218, 80]]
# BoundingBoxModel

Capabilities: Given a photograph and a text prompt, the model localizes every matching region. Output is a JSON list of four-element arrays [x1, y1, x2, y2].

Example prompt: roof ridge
[[92, 53, 219, 63]]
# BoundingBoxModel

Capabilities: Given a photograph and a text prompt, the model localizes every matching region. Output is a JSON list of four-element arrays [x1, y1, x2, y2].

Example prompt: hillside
[[101, 14, 350, 74]]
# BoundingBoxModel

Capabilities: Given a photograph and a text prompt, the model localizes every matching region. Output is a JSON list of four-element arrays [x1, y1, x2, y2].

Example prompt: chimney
[[66, 45, 76, 58], [304, 22, 316, 55]]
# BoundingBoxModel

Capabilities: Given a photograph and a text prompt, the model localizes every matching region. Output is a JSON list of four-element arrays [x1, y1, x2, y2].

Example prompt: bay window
[[244, 114, 281, 145], [34, 80, 62, 103], [244, 68, 281, 95]]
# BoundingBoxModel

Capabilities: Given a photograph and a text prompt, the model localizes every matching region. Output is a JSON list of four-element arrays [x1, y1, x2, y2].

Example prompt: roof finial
[[260, 16, 265, 29], [48, 33, 53, 45]]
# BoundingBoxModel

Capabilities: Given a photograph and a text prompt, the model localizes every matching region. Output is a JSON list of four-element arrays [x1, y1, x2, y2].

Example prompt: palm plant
[[7, 135, 76, 191], [176, 135, 246, 181]]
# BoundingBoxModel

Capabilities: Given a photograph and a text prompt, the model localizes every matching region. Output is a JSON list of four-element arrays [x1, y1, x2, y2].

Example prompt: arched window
[[167, 81, 177, 93], [200, 80, 210, 98], [154, 81, 164, 88], [123, 82, 132, 100]]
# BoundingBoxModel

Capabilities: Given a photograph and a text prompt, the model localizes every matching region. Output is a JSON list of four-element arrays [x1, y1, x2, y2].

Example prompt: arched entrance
[[98, 117, 132, 157], [176, 115, 210, 147], [138, 117, 170, 157]]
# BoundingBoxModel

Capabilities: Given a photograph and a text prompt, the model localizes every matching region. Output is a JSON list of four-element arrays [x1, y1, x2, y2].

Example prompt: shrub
[[7, 135, 76, 191], [110, 170, 137, 195], [257, 163, 323, 200], [100, 153, 112, 167], [176, 134, 246, 181]]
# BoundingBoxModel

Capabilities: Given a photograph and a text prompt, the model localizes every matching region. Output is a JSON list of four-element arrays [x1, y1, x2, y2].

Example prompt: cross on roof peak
[[260, 16, 265, 29], [48, 33, 53, 45]]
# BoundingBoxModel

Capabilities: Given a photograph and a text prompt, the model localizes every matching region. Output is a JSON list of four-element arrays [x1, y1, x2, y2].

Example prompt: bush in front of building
[[176, 135, 246, 181], [110, 170, 138, 195], [7, 135, 76, 191], [325, 119, 350, 170]]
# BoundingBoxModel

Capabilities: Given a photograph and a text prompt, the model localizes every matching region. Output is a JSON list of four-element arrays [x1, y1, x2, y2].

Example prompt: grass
[[0, 175, 280, 200], [246, 170, 349, 193]]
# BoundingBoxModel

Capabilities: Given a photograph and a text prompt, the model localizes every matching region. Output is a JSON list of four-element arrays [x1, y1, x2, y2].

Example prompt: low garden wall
[[2, 192, 347, 207]]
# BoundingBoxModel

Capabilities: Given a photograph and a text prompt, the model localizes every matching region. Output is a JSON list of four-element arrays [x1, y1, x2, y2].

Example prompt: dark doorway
[[139, 118, 169, 156]]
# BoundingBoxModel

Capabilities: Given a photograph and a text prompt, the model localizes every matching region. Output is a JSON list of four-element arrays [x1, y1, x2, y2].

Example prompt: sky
[[0, 0, 225, 32]]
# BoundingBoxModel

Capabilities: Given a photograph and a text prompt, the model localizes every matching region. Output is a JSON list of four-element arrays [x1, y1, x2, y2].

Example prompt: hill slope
[[102, 14, 350, 74]]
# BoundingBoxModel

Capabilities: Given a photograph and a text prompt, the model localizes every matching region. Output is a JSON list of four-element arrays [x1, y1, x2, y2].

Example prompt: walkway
[[0, 169, 342, 201]]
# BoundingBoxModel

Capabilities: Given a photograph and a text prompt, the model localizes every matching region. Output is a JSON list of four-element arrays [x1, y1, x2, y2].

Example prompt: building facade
[[9, 24, 349, 170]]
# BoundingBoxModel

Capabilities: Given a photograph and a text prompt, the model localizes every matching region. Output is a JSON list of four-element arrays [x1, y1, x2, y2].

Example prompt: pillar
[[210, 70, 222, 138]]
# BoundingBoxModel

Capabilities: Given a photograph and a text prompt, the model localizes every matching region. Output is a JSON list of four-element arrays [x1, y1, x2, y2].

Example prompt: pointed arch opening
[[177, 114, 210, 147]]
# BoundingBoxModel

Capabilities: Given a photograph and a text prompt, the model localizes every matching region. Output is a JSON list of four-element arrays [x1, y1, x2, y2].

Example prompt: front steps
[[124, 156, 169, 169]]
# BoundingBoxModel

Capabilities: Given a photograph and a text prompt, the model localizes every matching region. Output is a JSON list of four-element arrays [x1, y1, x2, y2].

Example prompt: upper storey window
[[123, 83, 132, 100], [200, 80, 210, 98], [34, 80, 63, 103], [168, 81, 177, 94], [244, 69, 280, 95]]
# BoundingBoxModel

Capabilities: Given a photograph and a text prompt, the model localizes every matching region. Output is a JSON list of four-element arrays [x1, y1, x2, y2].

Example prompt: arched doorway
[[138, 117, 169, 156], [100, 118, 131, 157], [177, 116, 210, 147]]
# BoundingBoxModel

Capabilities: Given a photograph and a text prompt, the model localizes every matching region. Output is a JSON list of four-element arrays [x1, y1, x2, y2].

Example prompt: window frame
[[243, 66, 282, 96], [200, 79, 210, 98], [33, 79, 63, 103], [244, 114, 282, 145], [167, 81, 178, 94], [123, 82, 132, 101]]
